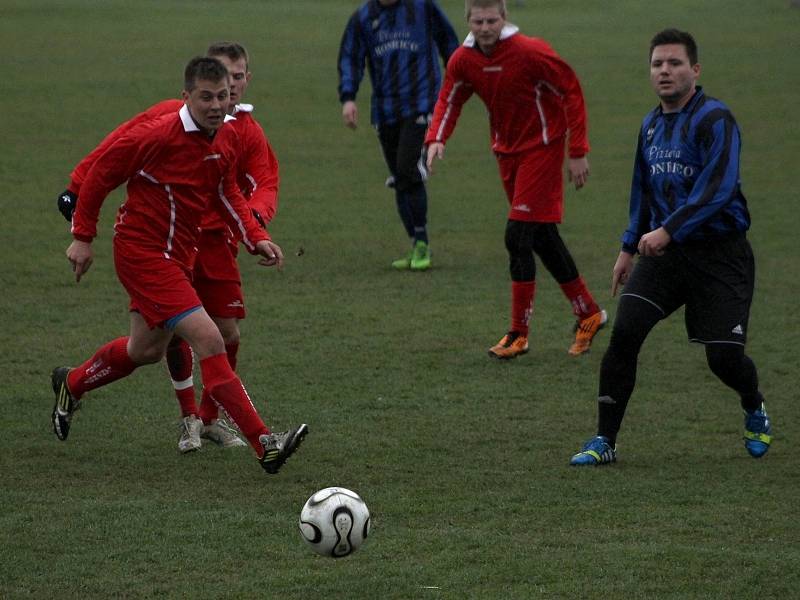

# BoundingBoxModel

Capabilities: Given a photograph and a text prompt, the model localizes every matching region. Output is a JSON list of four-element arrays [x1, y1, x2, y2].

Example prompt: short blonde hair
[[465, 0, 506, 20]]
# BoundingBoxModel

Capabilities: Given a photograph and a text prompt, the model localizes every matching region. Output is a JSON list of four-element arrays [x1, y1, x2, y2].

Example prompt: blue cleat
[[743, 404, 772, 458], [570, 436, 616, 466]]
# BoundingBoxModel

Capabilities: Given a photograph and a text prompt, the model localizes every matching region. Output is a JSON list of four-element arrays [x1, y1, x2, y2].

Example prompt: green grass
[[2, 1, 799, 598]]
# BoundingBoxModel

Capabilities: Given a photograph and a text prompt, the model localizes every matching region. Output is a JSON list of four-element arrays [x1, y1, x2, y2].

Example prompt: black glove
[[57, 190, 78, 222]]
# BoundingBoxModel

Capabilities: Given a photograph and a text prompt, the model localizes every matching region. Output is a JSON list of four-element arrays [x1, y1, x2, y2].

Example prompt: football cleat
[[52, 367, 80, 441], [743, 404, 773, 458], [201, 419, 247, 448], [409, 240, 431, 271], [570, 436, 617, 466], [178, 415, 203, 454], [488, 331, 529, 359], [259, 424, 309, 474], [391, 250, 413, 270], [568, 309, 608, 356]]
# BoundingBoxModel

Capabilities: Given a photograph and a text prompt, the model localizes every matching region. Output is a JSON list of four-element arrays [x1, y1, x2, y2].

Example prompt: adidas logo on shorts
[[731, 324, 744, 335]]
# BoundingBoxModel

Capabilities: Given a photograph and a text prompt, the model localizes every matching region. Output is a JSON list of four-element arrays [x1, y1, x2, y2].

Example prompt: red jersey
[[69, 100, 185, 193], [72, 105, 268, 271], [200, 104, 279, 232], [69, 101, 280, 231], [426, 26, 590, 158]]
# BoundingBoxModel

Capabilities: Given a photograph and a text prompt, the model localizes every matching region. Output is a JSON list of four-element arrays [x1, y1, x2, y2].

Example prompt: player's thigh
[[394, 116, 428, 182], [211, 316, 240, 345], [377, 122, 401, 175], [507, 144, 565, 222], [194, 234, 245, 321], [684, 237, 754, 344], [114, 246, 202, 328], [173, 308, 225, 359], [620, 252, 686, 319], [127, 311, 173, 364]]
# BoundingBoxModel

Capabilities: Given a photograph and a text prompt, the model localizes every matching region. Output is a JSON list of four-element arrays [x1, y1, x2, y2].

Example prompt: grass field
[[2, 1, 799, 598]]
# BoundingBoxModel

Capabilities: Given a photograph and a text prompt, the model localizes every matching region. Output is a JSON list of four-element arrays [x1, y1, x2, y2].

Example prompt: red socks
[[198, 341, 239, 424], [199, 353, 268, 454], [169, 339, 240, 422], [166, 338, 197, 417], [510, 280, 536, 335], [66, 337, 139, 399], [559, 276, 600, 320]]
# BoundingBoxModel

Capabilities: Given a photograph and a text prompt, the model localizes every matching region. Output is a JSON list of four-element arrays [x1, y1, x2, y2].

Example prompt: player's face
[[182, 79, 230, 133], [650, 44, 700, 111], [468, 6, 505, 54], [213, 55, 251, 112]]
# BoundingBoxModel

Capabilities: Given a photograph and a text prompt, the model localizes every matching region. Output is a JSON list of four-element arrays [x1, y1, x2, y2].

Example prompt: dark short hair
[[649, 29, 698, 65], [184, 56, 228, 92], [207, 41, 250, 70]]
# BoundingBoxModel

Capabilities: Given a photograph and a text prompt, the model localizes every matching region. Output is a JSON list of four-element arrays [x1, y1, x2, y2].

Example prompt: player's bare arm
[[426, 142, 445, 174], [567, 156, 590, 190], [66, 240, 94, 282], [611, 251, 635, 296], [342, 101, 358, 129], [637, 226, 671, 257]]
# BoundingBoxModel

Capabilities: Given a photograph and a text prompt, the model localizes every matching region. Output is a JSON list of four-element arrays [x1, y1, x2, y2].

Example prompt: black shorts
[[621, 234, 754, 345], [377, 115, 429, 191]]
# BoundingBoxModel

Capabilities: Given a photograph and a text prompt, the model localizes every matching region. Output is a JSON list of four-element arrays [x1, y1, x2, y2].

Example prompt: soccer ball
[[298, 487, 370, 558]]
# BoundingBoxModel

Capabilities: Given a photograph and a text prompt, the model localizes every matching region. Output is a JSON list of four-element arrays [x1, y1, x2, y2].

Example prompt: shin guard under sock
[[167, 338, 197, 417], [510, 280, 536, 335], [560, 276, 600, 320], [67, 337, 139, 399], [199, 353, 268, 454]]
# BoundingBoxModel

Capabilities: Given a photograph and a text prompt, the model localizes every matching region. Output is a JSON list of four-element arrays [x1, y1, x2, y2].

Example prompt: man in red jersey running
[[426, 0, 606, 359], [58, 43, 282, 454], [51, 57, 307, 475]]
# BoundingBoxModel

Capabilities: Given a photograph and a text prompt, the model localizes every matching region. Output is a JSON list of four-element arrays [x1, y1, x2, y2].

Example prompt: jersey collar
[[463, 24, 519, 48], [179, 103, 236, 133]]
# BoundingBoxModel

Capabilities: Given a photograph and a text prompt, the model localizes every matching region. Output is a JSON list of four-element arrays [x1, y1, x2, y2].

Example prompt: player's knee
[[607, 318, 645, 361], [505, 220, 533, 254], [216, 321, 240, 346], [705, 343, 743, 378], [191, 330, 225, 359], [393, 173, 423, 192], [128, 343, 166, 365]]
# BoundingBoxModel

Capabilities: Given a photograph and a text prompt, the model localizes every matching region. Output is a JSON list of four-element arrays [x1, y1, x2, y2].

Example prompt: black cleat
[[51, 367, 79, 441], [259, 424, 308, 474]]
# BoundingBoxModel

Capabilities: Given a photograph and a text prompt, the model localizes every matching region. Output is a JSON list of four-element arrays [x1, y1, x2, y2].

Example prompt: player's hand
[[611, 251, 634, 297], [66, 240, 93, 282], [567, 156, 589, 190], [638, 227, 671, 257], [255, 240, 284, 270], [342, 101, 358, 130], [426, 143, 445, 174], [57, 189, 78, 222]]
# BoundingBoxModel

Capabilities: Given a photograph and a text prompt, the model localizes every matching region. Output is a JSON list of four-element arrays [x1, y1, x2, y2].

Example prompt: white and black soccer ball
[[298, 487, 370, 558]]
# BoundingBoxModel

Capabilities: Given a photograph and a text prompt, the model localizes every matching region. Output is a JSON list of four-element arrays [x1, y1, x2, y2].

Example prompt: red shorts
[[496, 138, 565, 223], [114, 243, 201, 329], [192, 229, 245, 320]]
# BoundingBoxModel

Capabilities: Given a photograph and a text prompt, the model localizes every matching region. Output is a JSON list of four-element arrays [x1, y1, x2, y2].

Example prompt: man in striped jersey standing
[[570, 29, 772, 465], [426, 0, 605, 358], [338, 0, 459, 270]]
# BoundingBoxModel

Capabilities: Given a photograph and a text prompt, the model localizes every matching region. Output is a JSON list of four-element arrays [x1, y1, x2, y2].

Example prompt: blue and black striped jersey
[[337, 0, 459, 126], [623, 87, 751, 251]]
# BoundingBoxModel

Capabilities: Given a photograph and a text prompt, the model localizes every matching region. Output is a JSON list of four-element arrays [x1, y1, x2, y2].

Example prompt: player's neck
[[660, 87, 697, 114]]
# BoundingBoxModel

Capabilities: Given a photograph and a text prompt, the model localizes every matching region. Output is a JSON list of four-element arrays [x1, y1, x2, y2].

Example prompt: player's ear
[[181, 89, 190, 102]]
